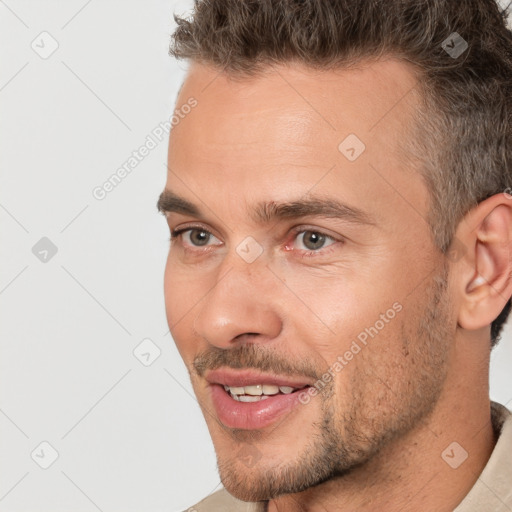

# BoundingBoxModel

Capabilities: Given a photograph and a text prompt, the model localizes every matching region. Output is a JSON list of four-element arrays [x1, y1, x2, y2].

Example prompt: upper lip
[[205, 368, 313, 388]]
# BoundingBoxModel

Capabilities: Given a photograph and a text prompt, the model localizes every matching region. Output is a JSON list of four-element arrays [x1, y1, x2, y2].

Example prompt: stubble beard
[[215, 266, 452, 502]]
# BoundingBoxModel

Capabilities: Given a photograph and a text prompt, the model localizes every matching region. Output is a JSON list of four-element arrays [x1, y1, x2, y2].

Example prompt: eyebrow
[[156, 190, 376, 227], [252, 198, 376, 226], [157, 190, 200, 216]]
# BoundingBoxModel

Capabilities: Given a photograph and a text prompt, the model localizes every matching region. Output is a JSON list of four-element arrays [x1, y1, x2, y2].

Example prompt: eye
[[293, 230, 336, 251], [171, 227, 221, 247]]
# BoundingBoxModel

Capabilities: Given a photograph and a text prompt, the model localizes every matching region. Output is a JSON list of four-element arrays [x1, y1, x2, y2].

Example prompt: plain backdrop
[[1, 1, 511, 511]]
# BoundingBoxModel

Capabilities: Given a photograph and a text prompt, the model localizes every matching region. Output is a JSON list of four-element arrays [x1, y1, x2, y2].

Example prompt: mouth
[[206, 369, 313, 430]]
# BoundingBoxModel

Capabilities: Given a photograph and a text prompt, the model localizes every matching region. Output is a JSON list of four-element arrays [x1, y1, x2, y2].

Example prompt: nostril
[[233, 333, 261, 344]]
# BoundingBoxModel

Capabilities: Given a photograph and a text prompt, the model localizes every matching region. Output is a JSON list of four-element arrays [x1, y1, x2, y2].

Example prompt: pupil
[[304, 231, 325, 250], [191, 230, 209, 246]]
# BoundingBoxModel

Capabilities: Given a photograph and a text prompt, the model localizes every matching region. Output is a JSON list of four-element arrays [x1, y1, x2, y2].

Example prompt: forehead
[[173, 58, 418, 135], [166, 58, 427, 227]]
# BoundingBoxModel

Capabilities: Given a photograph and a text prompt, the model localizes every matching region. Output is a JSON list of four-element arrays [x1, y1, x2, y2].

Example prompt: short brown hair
[[169, 0, 512, 348]]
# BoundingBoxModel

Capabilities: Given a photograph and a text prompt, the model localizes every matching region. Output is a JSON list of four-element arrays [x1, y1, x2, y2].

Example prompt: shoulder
[[183, 488, 265, 512]]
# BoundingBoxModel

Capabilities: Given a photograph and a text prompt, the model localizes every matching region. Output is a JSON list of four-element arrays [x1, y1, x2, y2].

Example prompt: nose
[[193, 258, 282, 348]]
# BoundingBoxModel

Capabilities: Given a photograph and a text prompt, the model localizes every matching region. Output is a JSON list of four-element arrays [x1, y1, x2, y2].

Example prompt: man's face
[[161, 60, 456, 500]]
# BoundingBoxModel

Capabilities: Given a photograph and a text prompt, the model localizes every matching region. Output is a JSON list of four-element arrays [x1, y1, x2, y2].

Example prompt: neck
[[268, 341, 496, 512]]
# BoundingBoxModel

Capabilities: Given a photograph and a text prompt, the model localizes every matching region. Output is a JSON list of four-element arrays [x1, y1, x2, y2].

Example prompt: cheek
[[164, 255, 203, 321], [278, 270, 368, 337], [163, 259, 203, 360], [163, 257, 180, 322], [286, 272, 405, 374]]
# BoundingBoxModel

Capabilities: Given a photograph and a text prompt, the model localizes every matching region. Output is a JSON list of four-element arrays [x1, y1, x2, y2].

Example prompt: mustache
[[193, 343, 320, 380]]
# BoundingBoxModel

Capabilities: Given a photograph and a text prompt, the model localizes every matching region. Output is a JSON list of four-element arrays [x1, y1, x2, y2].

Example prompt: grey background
[[1, 1, 511, 511]]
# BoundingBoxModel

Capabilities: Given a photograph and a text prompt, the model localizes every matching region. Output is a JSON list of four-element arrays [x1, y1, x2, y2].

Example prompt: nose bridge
[[193, 249, 282, 347]]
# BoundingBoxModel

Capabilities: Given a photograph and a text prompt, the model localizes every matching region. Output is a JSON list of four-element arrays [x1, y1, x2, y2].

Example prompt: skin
[[160, 59, 512, 511]]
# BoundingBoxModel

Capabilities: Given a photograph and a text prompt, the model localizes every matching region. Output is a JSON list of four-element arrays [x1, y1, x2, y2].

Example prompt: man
[[157, 0, 512, 510]]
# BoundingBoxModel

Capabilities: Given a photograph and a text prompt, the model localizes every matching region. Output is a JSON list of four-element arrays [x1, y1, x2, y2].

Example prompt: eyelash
[[169, 225, 342, 258]]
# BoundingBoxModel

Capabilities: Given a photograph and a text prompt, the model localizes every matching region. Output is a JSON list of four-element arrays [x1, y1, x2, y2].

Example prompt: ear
[[454, 193, 512, 332]]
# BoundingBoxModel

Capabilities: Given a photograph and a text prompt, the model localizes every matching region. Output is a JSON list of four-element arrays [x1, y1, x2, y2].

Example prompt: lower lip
[[209, 384, 309, 430]]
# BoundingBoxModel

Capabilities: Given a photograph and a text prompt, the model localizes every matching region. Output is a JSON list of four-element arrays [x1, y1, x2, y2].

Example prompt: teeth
[[238, 395, 269, 402], [243, 385, 263, 396], [228, 386, 245, 395], [223, 383, 299, 398], [262, 384, 280, 395]]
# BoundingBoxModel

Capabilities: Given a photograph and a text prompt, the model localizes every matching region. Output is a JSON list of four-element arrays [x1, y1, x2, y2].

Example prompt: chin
[[218, 464, 280, 502]]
